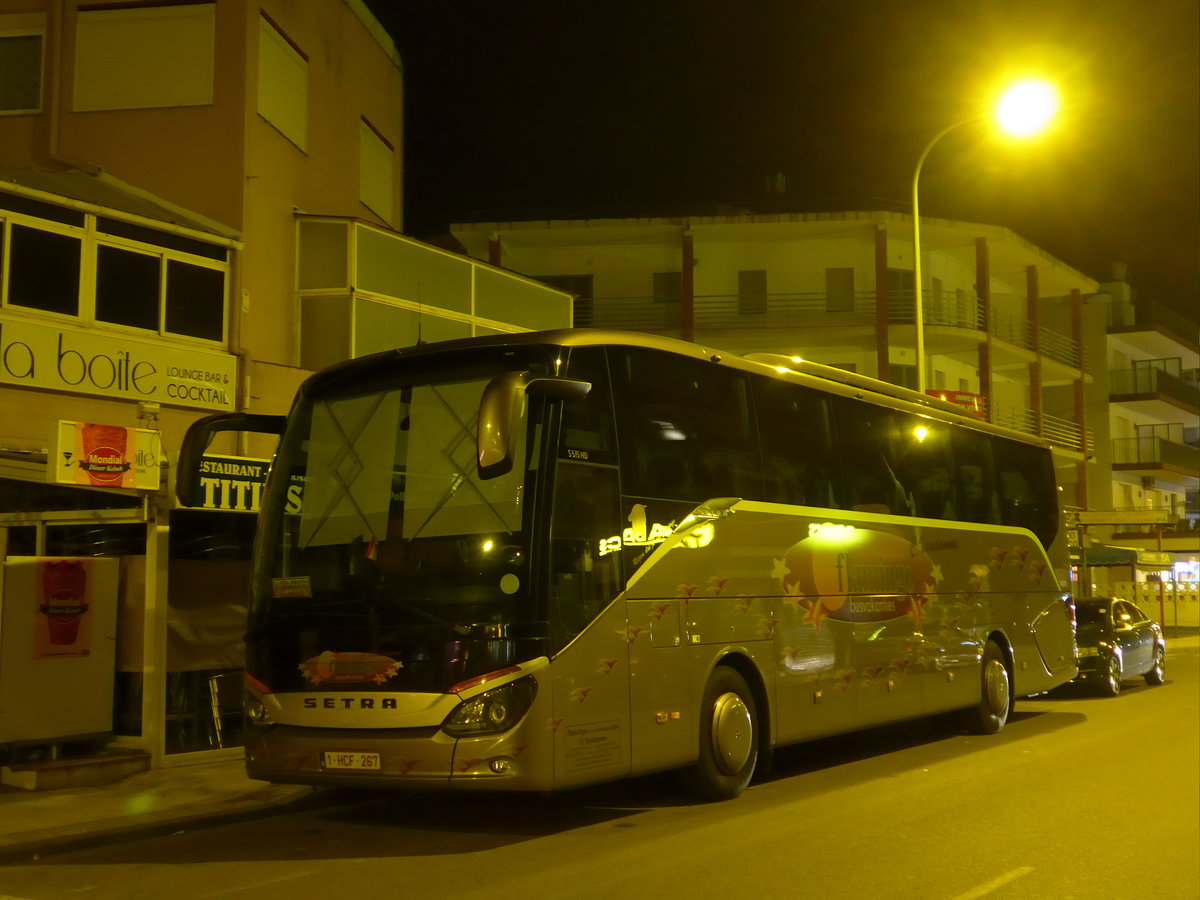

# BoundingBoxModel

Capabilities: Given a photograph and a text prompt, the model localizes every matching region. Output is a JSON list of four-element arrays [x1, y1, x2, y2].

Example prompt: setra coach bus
[[177, 330, 1077, 800]]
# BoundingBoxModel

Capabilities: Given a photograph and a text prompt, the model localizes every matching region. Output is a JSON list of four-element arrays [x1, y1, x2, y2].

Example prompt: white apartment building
[[452, 211, 1199, 617]]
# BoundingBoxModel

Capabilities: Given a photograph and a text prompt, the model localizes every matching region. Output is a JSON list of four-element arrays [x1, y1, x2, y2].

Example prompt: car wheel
[[962, 640, 1011, 734], [681, 666, 758, 801], [1144, 646, 1165, 686], [1100, 655, 1121, 696]]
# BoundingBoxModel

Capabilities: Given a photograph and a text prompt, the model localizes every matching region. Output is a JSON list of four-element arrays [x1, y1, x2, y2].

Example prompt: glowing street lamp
[[910, 79, 1059, 395]]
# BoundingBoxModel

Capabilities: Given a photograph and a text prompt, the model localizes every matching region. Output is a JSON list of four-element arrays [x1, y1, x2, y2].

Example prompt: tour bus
[[177, 330, 1077, 800]]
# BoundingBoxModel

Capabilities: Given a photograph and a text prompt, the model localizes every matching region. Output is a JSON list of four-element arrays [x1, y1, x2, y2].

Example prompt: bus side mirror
[[176, 412, 286, 507], [477, 374, 591, 480]]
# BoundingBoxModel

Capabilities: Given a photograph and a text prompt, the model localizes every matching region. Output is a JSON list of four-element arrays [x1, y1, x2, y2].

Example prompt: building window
[[738, 269, 767, 315], [653, 271, 680, 303], [165, 259, 225, 341], [1, 194, 229, 343], [359, 118, 394, 225], [825, 267, 854, 312], [257, 14, 307, 151], [74, 4, 215, 111], [0, 25, 43, 114], [96, 244, 160, 330], [8, 224, 81, 316]]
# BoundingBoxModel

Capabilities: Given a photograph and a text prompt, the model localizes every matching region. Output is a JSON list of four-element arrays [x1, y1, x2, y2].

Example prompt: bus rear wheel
[[682, 666, 758, 801], [962, 640, 1011, 734]]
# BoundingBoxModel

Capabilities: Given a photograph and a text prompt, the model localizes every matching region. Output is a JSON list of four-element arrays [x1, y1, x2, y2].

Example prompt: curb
[[0, 785, 354, 865]]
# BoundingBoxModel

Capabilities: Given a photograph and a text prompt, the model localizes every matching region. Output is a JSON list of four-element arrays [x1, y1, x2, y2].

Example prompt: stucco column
[[1027, 265, 1044, 437], [976, 237, 994, 422]]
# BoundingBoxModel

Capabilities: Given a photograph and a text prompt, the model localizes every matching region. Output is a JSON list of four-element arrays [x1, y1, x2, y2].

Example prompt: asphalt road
[[4, 639, 1197, 900]]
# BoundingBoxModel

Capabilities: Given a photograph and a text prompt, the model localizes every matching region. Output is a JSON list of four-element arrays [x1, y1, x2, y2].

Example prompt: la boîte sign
[[0, 314, 235, 411]]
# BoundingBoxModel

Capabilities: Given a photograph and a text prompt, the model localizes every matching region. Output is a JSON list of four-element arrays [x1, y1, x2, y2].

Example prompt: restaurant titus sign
[[0, 315, 235, 411]]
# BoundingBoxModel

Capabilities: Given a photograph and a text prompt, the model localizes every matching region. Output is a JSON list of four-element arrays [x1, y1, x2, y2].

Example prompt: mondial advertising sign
[[54, 421, 161, 490], [0, 316, 235, 411]]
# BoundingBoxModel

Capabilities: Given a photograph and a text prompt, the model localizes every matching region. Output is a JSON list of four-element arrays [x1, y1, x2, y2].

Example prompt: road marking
[[197, 871, 319, 897], [951, 866, 1035, 900]]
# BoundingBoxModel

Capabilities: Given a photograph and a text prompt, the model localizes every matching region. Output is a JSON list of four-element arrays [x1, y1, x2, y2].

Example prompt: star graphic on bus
[[648, 602, 670, 621], [801, 599, 828, 632], [597, 658, 619, 675], [770, 557, 791, 581], [570, 687, 593, 703]]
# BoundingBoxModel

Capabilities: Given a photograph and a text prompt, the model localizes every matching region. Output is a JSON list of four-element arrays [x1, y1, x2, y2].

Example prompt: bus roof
[[302, 328, 1053, 449]]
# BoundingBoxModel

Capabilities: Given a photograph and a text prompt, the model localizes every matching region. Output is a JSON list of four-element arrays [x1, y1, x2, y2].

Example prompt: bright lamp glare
[[996, 80, 1058, 136]]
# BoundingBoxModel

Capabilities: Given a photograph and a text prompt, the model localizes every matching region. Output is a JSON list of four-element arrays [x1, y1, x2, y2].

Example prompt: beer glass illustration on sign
[[36, 559, 92, 656], [76, 423, 133, 488]]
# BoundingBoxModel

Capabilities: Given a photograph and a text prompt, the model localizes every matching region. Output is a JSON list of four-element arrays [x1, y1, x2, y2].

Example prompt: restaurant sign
[[0, 314, 235, 411]]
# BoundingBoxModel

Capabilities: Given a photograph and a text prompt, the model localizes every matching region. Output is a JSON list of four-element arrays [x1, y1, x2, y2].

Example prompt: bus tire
[[682, 666, 758, 801], [962, 640, 1011, 734]]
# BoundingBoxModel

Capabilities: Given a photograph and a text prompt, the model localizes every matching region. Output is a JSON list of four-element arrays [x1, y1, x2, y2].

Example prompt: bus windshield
[[249, 355, 550, 694]]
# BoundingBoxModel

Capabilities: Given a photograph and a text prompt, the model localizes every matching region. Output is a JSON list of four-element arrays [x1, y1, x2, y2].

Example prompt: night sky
[[369, 0, 1198, 316]]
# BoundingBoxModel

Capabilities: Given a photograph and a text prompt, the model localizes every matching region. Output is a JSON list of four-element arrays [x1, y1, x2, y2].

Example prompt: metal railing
[[1112, 436, 1200, 472], [1110, 364, 1200, 409], [583, 290, 1083, 368]]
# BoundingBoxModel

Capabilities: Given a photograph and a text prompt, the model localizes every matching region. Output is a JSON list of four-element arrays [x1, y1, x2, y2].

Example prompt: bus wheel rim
[[711, 692, 753, 775], [984, 658, 1009, 717]]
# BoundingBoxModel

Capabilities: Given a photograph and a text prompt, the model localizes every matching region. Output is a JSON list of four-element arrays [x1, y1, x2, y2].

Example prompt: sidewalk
[[0, 756, 317, 863]]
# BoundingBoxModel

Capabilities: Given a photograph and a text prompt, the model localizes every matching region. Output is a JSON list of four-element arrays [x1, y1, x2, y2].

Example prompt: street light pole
[[911, 117, 979, 396], [910, 79, 1059, 397]]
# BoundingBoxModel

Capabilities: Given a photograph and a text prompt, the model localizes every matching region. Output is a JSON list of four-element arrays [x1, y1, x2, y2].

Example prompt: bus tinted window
[[994, 436, 1058, 547], [829, 398, 910, 515], [611, 348, 759, 501], [751, 374, 833, 506]]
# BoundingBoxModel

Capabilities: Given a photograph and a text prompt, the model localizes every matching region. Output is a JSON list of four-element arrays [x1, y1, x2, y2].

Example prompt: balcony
[[1109, 298, 1200, 356], [1112, 434, 1200, 481], [582, 290, 1083, 370], [1110, 362, 1200, 418]]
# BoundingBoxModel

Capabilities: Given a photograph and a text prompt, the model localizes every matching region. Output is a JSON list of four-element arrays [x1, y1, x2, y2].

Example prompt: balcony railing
[[582, 290, 1083, 369], [1112, 436, 1200, 473], [1110, 364, 1200, 410]]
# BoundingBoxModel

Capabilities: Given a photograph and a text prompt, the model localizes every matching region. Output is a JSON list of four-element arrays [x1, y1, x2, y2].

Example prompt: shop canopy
[[1070, 544, 1174, 569]]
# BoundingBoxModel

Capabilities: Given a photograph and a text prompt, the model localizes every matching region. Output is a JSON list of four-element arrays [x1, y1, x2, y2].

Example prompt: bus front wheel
[[962, 640, 1011, 735], [682, 666, 758, 801]]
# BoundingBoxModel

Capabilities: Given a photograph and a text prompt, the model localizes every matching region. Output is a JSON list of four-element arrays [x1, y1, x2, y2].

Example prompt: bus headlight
[[442, 676, 537, 736], [245, 698, 274, 729]]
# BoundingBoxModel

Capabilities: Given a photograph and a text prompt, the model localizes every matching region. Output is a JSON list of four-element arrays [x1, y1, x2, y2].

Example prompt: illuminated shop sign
[[53, 420, 161, 490], [180, 454, 304, 513], [0, 315, 235, 411]]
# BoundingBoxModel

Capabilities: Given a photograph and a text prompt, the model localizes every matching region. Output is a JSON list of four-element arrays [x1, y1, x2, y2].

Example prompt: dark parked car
[[1073, 597, 1166, 696]]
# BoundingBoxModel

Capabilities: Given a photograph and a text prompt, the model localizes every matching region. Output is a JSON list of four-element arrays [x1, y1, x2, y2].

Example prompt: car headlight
[[442, 675, 537, 737]]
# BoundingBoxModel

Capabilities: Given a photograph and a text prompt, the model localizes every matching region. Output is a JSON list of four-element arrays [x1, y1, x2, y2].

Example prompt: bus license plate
[[322, 751, 381, 771]]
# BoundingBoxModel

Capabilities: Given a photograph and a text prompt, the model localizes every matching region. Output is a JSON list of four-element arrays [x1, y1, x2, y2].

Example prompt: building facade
[[452, 212, 1199, 617], [0, 0, 570, 770]]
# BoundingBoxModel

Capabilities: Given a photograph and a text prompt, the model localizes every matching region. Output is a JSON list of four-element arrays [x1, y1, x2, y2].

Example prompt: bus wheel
[[683, 666, 758, 801], [962, 640, 1011, 734]]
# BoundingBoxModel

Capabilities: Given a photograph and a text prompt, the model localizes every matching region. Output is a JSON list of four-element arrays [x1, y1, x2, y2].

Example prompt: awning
[[1070, 544, 1175, 569]]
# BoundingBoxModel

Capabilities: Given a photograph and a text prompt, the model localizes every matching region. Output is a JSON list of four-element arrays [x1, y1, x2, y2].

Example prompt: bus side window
[[952, 430, 1001, 526], [994, 436, 1058, 547], [752, 374, 833, 506], [830, 399, 907, 514], [612, 348, 760, 502]]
